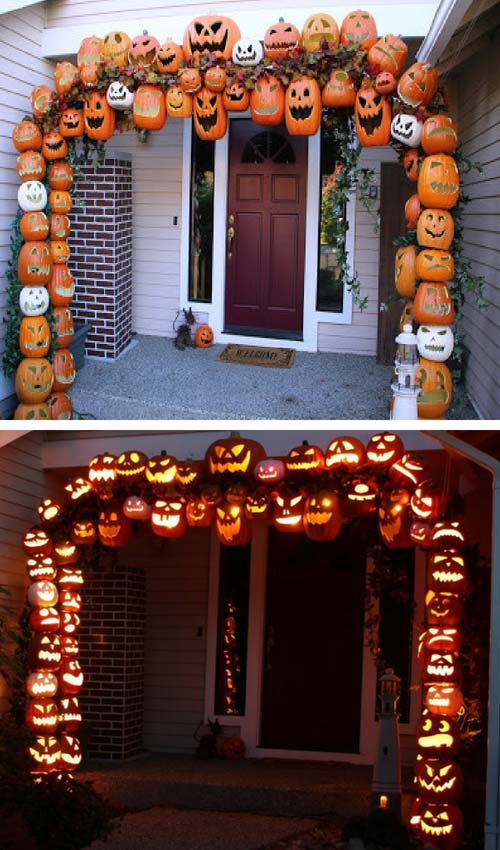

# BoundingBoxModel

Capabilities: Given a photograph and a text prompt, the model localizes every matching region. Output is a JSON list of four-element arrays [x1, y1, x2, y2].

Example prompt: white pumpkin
[[19, 286, 50, 316], [106, 81, 135, 110], [391, 113, 423, 147], [417, 324, 454, 362], [18, 180, 47, 212], [232, 37, 263, 66], [27, 580, 59, 608]]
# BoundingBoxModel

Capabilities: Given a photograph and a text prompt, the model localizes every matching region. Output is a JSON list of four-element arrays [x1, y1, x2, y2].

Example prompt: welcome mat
[[217, 343, 296, 368]]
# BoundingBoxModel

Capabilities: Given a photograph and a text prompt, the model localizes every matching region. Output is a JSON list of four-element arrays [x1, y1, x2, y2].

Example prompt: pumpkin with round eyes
[[16, 150, 46, 182], [340, 9, 377, 50], [272, 491, 304, 532], [145, 454, 178, 487], [251, 76, 285, 126], [286, 441, 324, 473], [13, 120, 43, 153], [27, 671, 58, 698], [64, 477, 92, 502], [16, 358, 54, 404], [417, 209, 454, 250], [151, 498, 187, 538], [176, 459, 205, 489], [101, 30, 131, 66], [29, 735, 61, 772], [263, 18, 301, 59], [366, 432, 404, 468], [205, 66, 227, 93], [58, 566, 84, 589], [367, 33, 408, 76], [37, 497, 64, 524], [403, 148, 422, 182], [48, 162, 74, 192], [427, 551, 467, 596], [25, 698, 59, 734], [426, 591, 463, 626], [183, 15, 241, 61], [321, 70, 356, 108], [20, 211, 50, 242], [42, 131, 68, 162], [31, 85, 56, 120], [354, 81, 391, 147], [156, 40, 183, 73], [418, 155, 460, 210], [179, 68, 202, 94], [343, 478, 379, 517], [375, 71, 396, 95], [254, 457, 286, 483], [245, 489, 273, 520], [216, 501, 251, 545], [186, 497, 215, 527], [421, 114, 458, 155], [59, 108, 84, 138], [195, 324, 214, 347], [301, 13, 339, 53], [19, 316, 51, 358], [416, 249, 454, 283], [222, 81, 250, 112], [18, 241, 52, 287], [61, 611, 81, 636], [28, 633, 62, 672], [129, 31, 160, 69], [98, 503, 131, 547], [413, 282, 455, 326], [60, 658, 84, 695], [416, 758, 463, 804], [394, 245, 417, 298], [133, 85, 166, 131], [389, 452, 426, 488], [416, 712, 461, 759], [415, 359, 453, 419], [166, 86, 193, 118], [304, 490, 343, 541], [84, 91, 116, 141], [27, 580, 58, 608], [26, 553, 56, 582], [59, 695, 82, 730], [398, 62, 439, 108], [378, 487, 413, 548], [194, 88, 227, 141], [430, 520, 465, 551], [23, 527, 53, 556], [325, 436, 365, 471], [411, 480, 445, 520], [206, 437, 266, 477], [115, 450, 148, 481], [123, 495, 152, 520], [404, 195, 421, 230], [285, 76, 321, 136], [426, 684, 464, 717], [29, 606, 60, 633]]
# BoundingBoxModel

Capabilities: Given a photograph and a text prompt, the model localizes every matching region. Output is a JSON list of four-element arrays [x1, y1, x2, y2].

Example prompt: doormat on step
[[217, 344, 296, 368]]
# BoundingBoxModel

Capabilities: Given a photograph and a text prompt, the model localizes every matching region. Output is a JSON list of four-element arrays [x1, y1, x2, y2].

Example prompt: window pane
[[189, 132, 214, 302], [214, 543, 250, 716], [317, 127, 346, 313]]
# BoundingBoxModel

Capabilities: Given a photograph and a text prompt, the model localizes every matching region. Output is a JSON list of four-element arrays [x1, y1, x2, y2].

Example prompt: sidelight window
[[189, 132, 215, 302], [317, 126, 346, 313]]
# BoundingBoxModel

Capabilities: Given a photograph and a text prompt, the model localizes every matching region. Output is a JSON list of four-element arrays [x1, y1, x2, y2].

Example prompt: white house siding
[[0, 3, 54, 405], [450, 30, 500, 418], [0, 431, 46, 713]]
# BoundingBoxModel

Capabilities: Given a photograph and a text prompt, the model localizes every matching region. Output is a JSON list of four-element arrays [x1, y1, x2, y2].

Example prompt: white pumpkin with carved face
[[19, 285, 50, 316], [232, 36, 263, 66], [391, 113, 423, 147], [417, 324, 454, 362], [106, 81, 135, 110], [18, 180, 47, 211]]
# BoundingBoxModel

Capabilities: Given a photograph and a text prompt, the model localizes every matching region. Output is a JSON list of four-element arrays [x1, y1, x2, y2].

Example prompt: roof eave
[[417, 0, 475, 62]]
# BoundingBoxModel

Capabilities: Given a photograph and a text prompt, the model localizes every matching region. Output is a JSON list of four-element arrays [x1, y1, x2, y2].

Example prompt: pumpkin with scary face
[[13, 120, 42, 153], [176, 459, 204, 489], [325, 436, 365, 471], [389, 453, 426, 489], [23, 527, 53, 557], [59, 695, 82, 731], [245, 490, 273, 520], [426, 684, 464, 717], [27, 554, 56, 582], [59, 732, 82, 770], [411, 480, 445, 520], [394, 245, 417, 298], [29, 606, 60, 633], [321, 70, 356, 108], [84, 91, 116, 140], [232, 37, 263, 66], [418, 803, 462, 850], [58, 566, 84, 589], [418, 155, 460, 210], [98, 503, 131, 547], [60, 658, 84, 695], [18, 241, 52, 287], [201, 483, 223, 506], [19, 317, 51, 358], [27, 671, 58, 698], [416, 759, 463, 804], [343, 478, 379, 517], [416, 250, 454, 283], [403, 148, 422, 182], [16, 150, 46, 182], [273, 491, 304, 532], [366, 432, 404, 468], [223, 81, 250, 112], [263, 19, 301, 59], [145, 454, 178, 488], [26, 698, 59, 734], [422, 627, 462, 655], [194, 88, 227, 141], [391, 113, 423, 148], [156, 40, 183, 73], [286, 442, 324, 473], [53, 537, 78, 565], [427, 552, 467, 596], [150, 499, 187, 538], [123, 495, 152, 520], [183, 15, 241, 61], [421, 114, 458, 155], [367, 33, 407, 75], [304, 490, 343, 541], [61, 611, 81, 636], [340, 9, 377, 49], [216, 502, 251, 545], [101, 30, 131, 66], [378, 487, 413, 548], [417, 325, 454, 363], [107, 81, 134, 110], [16, 358, 54, 403], [417, 711, 461, 760], [89, 453, 116, 498], [186, 498, 215, 527], [426, 592, 463, 627], [250, 76, 285, 125], [398, 62, 439, 108], [64, 477, 92, 503], [42, 131, 68, 162], [29, 735, 61, 772], [115, 450, 148, 481], [417, 209, 454, 250], [52, 348, 76, 392], [302, 13, 339, 52], [413, 282, 455, 326], [166, 86, 193, 118], [422, 649, 461, 686], [205, 437, 266, 476], [354, 81, 391, 147], [430, 521, 465, 551], [416, 359, 453, 419], [28, 633, 62, 671], [286, 76, 321, 136], [129, 31, 160, 69], [133, 85, 166, 131], [37, 497, 63, 525], [59, 108, 84, 138]]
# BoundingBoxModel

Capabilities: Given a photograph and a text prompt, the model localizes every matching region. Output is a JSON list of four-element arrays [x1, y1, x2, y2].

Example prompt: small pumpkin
[[14, 402, 50, 420], [48, 162, 73, 191], [222, 735, 246, 759], [194, 324, 214, 347], [405, 194, 421, 230], [375, 71, 396, 95], [49, 190, 72, 214], [47, 392, 73, 420], [50, 213, 71, 239], [205, 65, 227, 93], [52, 349, 76, 392], [50, 240, 71, 264], [179, 67, 202, 94], [222, 81, 250, 112], [52, 307, 74, 348], [403, 148, 422, 182]]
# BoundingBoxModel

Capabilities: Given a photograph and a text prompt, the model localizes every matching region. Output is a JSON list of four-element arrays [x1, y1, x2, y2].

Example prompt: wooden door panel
[[271, 174, 299, 203], [237, 174, 263, 202], [268, 215, 299, 311], [231, 212, 263, 311]]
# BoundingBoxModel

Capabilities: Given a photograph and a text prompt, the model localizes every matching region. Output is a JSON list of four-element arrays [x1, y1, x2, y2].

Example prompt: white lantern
[[27, 580, 59, 608], [19, 286, 50, 316], [18, 180, 47, 211], [232, 37, 263, 66], [106, 81, 135, 110], [390, 113, 423, 147], [417, 324, 454, 362]]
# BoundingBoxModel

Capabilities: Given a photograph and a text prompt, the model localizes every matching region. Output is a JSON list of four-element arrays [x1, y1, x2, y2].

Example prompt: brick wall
[[70, 158, 133, 359], [78, 563, 146, 760]]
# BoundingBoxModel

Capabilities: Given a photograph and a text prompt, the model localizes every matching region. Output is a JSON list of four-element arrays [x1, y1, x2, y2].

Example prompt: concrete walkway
[[68, 335, 478, 421]]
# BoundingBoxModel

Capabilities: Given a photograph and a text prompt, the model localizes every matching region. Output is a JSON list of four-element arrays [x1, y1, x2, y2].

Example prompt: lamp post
[[391, 323, 420, 420], [371, 667, 402, 818]]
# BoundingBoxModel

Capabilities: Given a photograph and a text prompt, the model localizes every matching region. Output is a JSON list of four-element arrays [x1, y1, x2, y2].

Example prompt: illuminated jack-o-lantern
[[146, 454, 178, 488], [419, 803, 463, 848], [23, 527, 53, 556], [286, 442, 324, 473], [71, 520, 97, 545], [416, 759, 463, 804], [378, 488, 412, 548], [27, 671, 58, 698], [343, 478, 379, 517], [53, 538, 78, 565], [58, 566, 84, 589], [388, 453, 426, 489], [59, 695, 82, 731], [59, 732, 82, 769], [60, 658, 84, 695], [123, 495, 152, 520], [304, 490, 342, 541], [245, 490, 273, 521], [30, 606, 60, 633], [29, 735, 61, 772], [427, 552, 467, 596], [59, 589, 82, 613], [272, 492, 304, 532], [61, 611, 81, 636], [176, 459, 205, 489], [186, 498, 215, 527], [423, 627, 462, 654], [426, 683, 464, 716], [225, 482, 248, 504], [27, 553, 56, 582], [216, 502, 251, 546], [366, 433, 404, 468], [26, 698, 59, 734], [254, 458, 286, 483], [89, 453, 117, 493], [422, 649, 461, 685], [201, 483, 223, 507], [325, 436, 365, 471], [430, 521, 465, 551], [98, 504, 131, 547], [416, 712, 461, 759], [411, 481, 445, 520], [64, 477, 92, 502], [115, 450, 148, 481], [61, 636, 79, 658], [28, 633, 62, 671], [426, 592, 463, 627], [37, 497, 64, 524], [410, 519, 433, 548], [205, 437, 266, 476], [150, 499, 187, 538], [27, 580, 58, 608]]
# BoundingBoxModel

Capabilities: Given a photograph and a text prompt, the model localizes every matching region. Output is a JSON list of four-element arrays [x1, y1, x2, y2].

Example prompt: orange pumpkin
[[50, 240, 70, 264], [194, 324, 214, 347], [413, 282, 455, 325], [156, 40, 183, 73], [416, 249, 454, 282], [250, 76, 285, 126], [49, 190, 72, 214], [13, 120, 42, 153], [20, 211, 50, 242], [375, 71, 396, 94], [321, 69, 356, 107], [193, 88, 227, 141], [53, 307, 75, 348], [285, 76, 321, 136], [183, 15, 241, 61], [340, 9, 377, 50], [417, 209, 454, 250], [354, 80, 391, 146], [50, 213, 71, 240], [166, 86, 193, 118], [31, 85, 55, 120], [222, 81, 250, 112], [367, 33, 407, 75], [398, 62, 439, 108], [403, 148, 422, 182], [129, 31, 160, 69], [301, 13, 339, 53], [133, 85, 166, 130], [84, 91, 116, 140], [421, 114, 458, 155], [42, 131, 68, 162], [53, 61, 80, 95], [78, 35, 102, 82], [52, 348, 76, 392], [415, 359, 452, 419], [205, 66, 227, 92], [101, 30, 131, 66], [59, 109, 84, 138], [418, 155, 460, 209], [394, 245, 417, 297], [14, 402, 50, 420], [405, 194, 421, 229], [48, 264, 75, 306], [16, 150, 46, 182], [15, 357, 54, 403], [263, 18, 301, 59], [179, 67, 202, 94], [18, 241, 52, 286], [19, 316, 51, 357], [48, 162, 73, 191]]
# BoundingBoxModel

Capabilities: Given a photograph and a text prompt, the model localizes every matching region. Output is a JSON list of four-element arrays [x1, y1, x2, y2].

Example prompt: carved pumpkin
[[422, 627, 462, 654], [16, 358, 54, 403], [222, 80, 250, 112], [418, 155, 460, 210], [50, 240, 71, 265], [378, 487, 412, 548], [232, 37, 264, 66], [71, 520, 97, 545], [201, 483, 223, 507], [302, 12, 339, 52], [398, 62, 439, 108], [50, 213, 71, 240], [421, 114, 458, 155], [250, 76, 285, 125], [285, 76, 321, 136], [26, 553, 56, 581], [415, 359, 453, 419], [417, 324, 454, 363], [417, 209, 454, 251], [18, 241, 51, 286], [58, 566, 84, 588], [263, 18, 301, 59], [29, 606, 60, 633], [179, 67, 202, 94], [13, 120, 42, 152], [166, 86, 193, 118], [58, 108, 84, 139], [426, 684, 464, 717], [194, 88, 227, 141], [304, 490, 342, 541], [19, 286, 49, 319], [16, 150, 46, 182], [286, 441, 324, 473], [416, 249, 454, 282], [417, 712, 460, 759], [19, 316, 51, 358], [367, 33, 407, 75], [84, 91, 116, 140], [426, 591, 463, 626], [53, 307, 74, 349], [422, 649, 461, 686], [27, 580, 58, 608], [366, 432, 404, 468], [42, 131, 68, 162], [61, 611, 81, 635], [133, 85, 166, 131], [389, 452, 426, 488], [430, 520, 465, 551], [205, 66, 227, 93], [183, 16, 241, 61], [53, 537, 78, 565], [392, 112, 423, 147], [106, 81, 134, 111], [321, 70, 356, 108], [394, 245, 417, 297], [78, 35, 103, 83], [59, 732, 82, 769], [20, 211, 49, 242], [413, 282, 455, 326], [176, 459, 205, 489], [222, 735, 246, 760], [411, 480, 445, 519], [26, 698, 59, 734], [343, 478, 379, 517], [245, 489, 273, 520], [48, 162, 73, 192], [340, 9, 377, 50], [427, 552, 467, 596], [156, 41, 183, 73], [255, 457, 286, 483], [52, 349, 76, 393], [31, 85, 55, 120], [27, 671, 58, 698], [419, 802, 463, 850], [61, 637, 80, 657], [60, 658, 84, 695], [403, 148, 422, 182], [195, 324, 214, 347], [129, 31, 160, 69], [101, 30, 131, 66], [59, 696, 82, 731], [98, 503, 131, 547], [375, 71, 396, 95], [205, 437, 266, 476], [416, 758, 463, 804], [28, 633, 62, 671], [115, 450, 148, 481], [186, 498, 215, 527], [64, 477, 92, 502], [14, 402, 50, 420], [37, 497, 63, 524], [23, 526, 53, 556], [29, 735, 61, 772], [216, 501, 251, 546], [354, 81, 391, 147], [53, 61, 80, 96], [325, 436, 365, 471], [49, 190, 72, 214], [150, 499, 187, 538], [273, 491, 304, 532]]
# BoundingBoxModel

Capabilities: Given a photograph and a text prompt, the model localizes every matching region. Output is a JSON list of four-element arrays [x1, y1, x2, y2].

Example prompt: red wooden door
[[225, 120, 307, 337]]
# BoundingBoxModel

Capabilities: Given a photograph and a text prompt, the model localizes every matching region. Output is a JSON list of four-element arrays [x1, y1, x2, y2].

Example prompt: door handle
[[227, 225, 235, 259]]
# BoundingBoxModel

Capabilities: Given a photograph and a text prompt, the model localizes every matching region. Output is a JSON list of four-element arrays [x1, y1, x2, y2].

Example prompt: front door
[[225, 119, 307, 338]]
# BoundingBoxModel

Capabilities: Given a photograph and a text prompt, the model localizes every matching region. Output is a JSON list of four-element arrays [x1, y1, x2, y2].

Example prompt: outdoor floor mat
[[216, 344, 296, 368]]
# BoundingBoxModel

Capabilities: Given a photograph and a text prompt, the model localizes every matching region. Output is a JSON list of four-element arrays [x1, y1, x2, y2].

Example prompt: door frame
[[181, 117, 355, 352]]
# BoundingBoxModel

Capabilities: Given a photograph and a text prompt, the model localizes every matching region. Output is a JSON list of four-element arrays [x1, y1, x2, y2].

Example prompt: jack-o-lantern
[[176, 459, 204, 489], [354, 81, 391, 147], [225, 482, 248, 504], [98, 503, 131, 547], [166, 86, 193, 118], [23, 527, 53, 556], [426, 591, 463, 626], [321, 70, 356, 108], [150, 499, 187, 538], [29, 606, 60, 633], [59, 696, 82, 731], [27, 553, 56, 582], [250, 76, 285, 125], [13, 120, 43, 152], [304, 490, 342, 541], [123, 495, 152, 520], [133, 85, 166, 131], [183, 15, 241, 60], [285, 76, 321, 136], [343, 478, 379, 517], [378, 487, 412, 548], [61, 611, 81, 636], [18, 241, 52, 287], [60, 659, 84, 695], [19, 286, 49, 319], [200, 483, 223, 507], [367, 33, 407, 75], [58, 566, 84, 589], [19, 316, 51, 358], [29, 735, 61, 772], [27, 580, 58, 608], [222, 81, 250, 112], [394, 245, 417, 298], [216, 502, 251, 546], [417, 712, 461, 759], [53, 307, 74, 349], [391, 113, 423, 148], [106, 81, 134, 111], [27, 671, 58, 699], [41, 131, 68, 162], [222, 735, 246, 760], [416, 759, 463, 804], [398, 62, 439, 108], [404, 195, 421, 230], [255, 457, 286, 483], [375, 71, 396, 95], [28, 633, 62, 671], [413, 282, 455, 326], [16, 150, 46, 182], [101, 30, 131, 66], [61, 637, 80, 657], [50, 213, 71, 240], [325, 436, 365, 471], [427, 552, 467, 596], [156, 40, 183, 73], [186, 498, 215, 527], [426, 684, 464, 717], [286, 441, 324, 473], [417, 209, 454, 251], [231, 37, 263, 66], [421, 114, 458, 155], [20, 211, 50, 242], [64, 477, 92, 502], [145, 454, 178, 488], [37, 497, 63, 524], [59, 732, 82, 769], [206, 437, 266, 476], [366, 432, 404, 468], [411, 480, 445, 520], [422, 649, 461, 685], [31, 85, 55, 120], [263, 18, 301, 59], [389, 453, 426, 488], [115, 450, 148, 481], [59, 109, 84, 137], [416, 250, 454, 283], [179, 67, 202, 94], [52, 349, 76, 393], [59, 589, 82, 613], [84, 91, 116, 140], [78, 34, 102, 75], [418, 155, 460, 210], [48, 163, 73, 192], [302, 12, 339, 52], [194, 88, 227, 141], [194, 325, 214, 347], [418, 803, 463, 850], [245, 489, 273, 521], [129, 31, 160, 69], [89, 453, 116, 498], [47, 391, 71, 419], [403, 148, 422, 182], [26, 698, 59, 734], [415, 359, 453, 419], [422, 627, 462, 655], [417, 325, 454, 363], [18, 180, 47, 212], [53, 536, 78, 565], [340, 9, 377, 50], [272, 491, 304, 532], [205, 66, 227, 93], [430, 521, 465, 551]]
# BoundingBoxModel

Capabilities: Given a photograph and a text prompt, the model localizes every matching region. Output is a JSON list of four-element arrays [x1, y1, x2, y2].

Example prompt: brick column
[[70, 157, 133, 359], [78, 564, 146, 760]]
